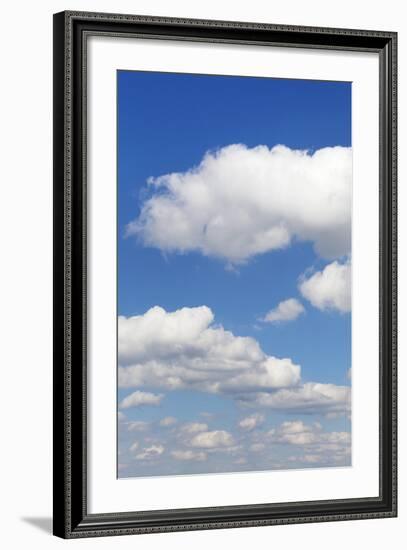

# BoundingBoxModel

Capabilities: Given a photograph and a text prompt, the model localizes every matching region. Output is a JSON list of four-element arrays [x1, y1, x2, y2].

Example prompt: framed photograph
[[53, 11, 397, 538]]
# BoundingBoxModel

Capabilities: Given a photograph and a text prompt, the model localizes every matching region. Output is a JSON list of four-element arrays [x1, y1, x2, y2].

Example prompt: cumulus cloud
[[159, 416, 177, 427], [238, 413, 264, 431], [127, 144, 352, 263], [134, 444, 164, 460], [299, 260, 351, 313], [269, 420, 321, 445], [119, 390, 163, 409], [189, 430, 235, 449], [118, 306, 301, 394], [263, 298, 305, 323], [171, 450, 207, 461], [244, 382, 350, 416]]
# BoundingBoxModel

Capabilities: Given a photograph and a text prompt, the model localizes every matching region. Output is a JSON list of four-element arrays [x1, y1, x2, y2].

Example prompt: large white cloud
[[263, 298, 305, 323], [127, 144, 352, 263], [244, 382, 350, 416], [118, 306, 301, 393], [299, 260, 351, 312]]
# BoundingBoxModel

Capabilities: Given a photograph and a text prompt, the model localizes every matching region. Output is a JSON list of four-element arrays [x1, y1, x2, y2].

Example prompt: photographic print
[[117, 71, 352, 479], [54, 12, 397, 537]]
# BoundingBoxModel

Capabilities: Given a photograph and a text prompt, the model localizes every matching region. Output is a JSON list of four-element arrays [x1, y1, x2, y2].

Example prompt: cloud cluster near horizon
[[127, 144, 352, 264], [118, 415, 351, 476]]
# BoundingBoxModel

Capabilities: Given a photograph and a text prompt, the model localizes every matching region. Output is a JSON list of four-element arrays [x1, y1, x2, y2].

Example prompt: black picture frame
[[53, 10, 397, 539]]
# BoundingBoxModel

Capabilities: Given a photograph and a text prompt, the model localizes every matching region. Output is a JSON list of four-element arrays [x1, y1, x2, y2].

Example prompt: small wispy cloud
[[134, 444, 165, 460], [262, 298, 305, 324], [119, 390, 163, 409], [238, 413, 264, 431]]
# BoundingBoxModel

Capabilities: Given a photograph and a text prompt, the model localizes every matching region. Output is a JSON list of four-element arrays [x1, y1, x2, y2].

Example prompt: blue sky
[[117, 70, 352, 477]]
